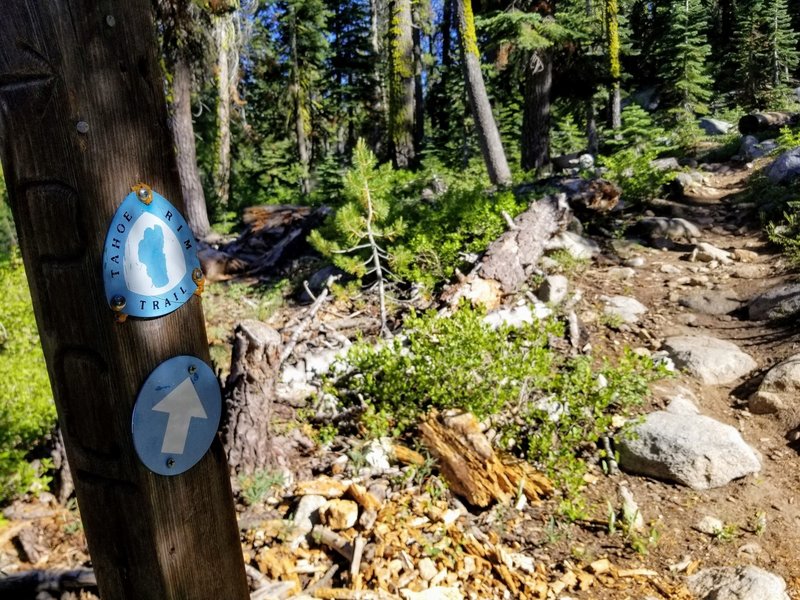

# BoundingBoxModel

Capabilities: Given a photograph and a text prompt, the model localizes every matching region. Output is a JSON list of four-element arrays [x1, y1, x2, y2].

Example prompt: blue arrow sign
[[102, 184, 204, 320], [132, 355, 222, 476]]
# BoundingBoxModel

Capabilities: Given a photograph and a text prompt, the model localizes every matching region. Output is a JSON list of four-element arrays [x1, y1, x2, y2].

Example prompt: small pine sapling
[[309, 139, 405, 335]]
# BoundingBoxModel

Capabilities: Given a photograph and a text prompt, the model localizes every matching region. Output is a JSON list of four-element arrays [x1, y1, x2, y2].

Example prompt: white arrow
[[152, 377, 208, 454]]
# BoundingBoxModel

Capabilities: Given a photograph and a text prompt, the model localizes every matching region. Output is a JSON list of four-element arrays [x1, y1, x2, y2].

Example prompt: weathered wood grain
[[0, 2, 248, 599]]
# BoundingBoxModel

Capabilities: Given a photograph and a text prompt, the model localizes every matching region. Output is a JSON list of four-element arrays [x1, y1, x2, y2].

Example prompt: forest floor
[[3, 159, 800, 599]]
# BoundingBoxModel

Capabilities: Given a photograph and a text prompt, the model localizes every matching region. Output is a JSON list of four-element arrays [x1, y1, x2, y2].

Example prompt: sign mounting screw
[[76, 121, 89, 134], [110, 295, 126, 312], [166, 458, 175, 468]]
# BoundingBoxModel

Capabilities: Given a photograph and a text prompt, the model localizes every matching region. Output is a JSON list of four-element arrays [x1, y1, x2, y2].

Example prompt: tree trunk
[[170, 54, 211, 239], [606, 0, 621, 129], [429, 0, 453, 135], [289, 7, 311, 195], [222, 321, 281, 476], [586, 97, 598, 155], [521, 50, 552, 173], [0, 2, 248, 598], [738, 111, 799, 134], [214, 12, 234, 208], [412, 1, 426, 158], [455, 0, 512, 186], [388, 0, 417, 167]]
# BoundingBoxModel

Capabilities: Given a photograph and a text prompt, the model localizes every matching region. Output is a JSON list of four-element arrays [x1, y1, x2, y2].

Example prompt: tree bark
[[428, 0, 453, 135], [605, 0, 621, 129], [222, 321, 281, 476], [412, 1, 426, 158], [738, 111, 799, 134], [289, 6, 311, 195], [0, 2, 248, 598], [388, 0, 417, 168], [455, 0, 512, 186], [586, 97, 598, 155], [214, 12, 234, 208], [170, 54, 211, 239], [521, 50, 552, 173]]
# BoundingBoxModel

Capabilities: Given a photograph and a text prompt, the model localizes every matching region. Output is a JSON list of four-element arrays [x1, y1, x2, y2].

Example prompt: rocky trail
[[4, 160, 800, 600]]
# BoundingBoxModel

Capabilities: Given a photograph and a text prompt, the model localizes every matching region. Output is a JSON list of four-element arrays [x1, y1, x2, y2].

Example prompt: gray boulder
[[601, 295, 647, 325], [548, 231, 600, 260], [767, 147, 800, 184], [651, 157, 680, 171], [748, 282, 800, 320], [740, 136, 778, 160], [662, 335, 757, 385], [688, 566, 789, 600], [618, 411, 761, 489], [636, 216, 701, 241], [759, 353, 800, 393], [699, 117, 733, 136], [678, 290, 743, 315]]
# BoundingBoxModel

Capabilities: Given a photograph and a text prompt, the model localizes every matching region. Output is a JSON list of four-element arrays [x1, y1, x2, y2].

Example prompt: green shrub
[[325, 305, 665, 500], [599, 147, 674, 205], [0, 250, 56, 503]]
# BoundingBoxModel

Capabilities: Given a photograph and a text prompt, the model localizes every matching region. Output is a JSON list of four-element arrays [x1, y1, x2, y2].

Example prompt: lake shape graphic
[[138, 225, 169, 288], [124, 212, 186, 295]]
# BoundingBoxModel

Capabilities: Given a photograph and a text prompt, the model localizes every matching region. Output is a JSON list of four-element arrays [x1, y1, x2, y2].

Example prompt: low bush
[[0, 250, 56, 503], [324, 305, 666, 506]]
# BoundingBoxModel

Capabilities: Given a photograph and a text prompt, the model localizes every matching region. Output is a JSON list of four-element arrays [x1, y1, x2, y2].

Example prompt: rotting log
[[738, 111, 799, 135], [0, 2, 248, 598], [419, 411, 552, 508], [440, 194, 572, 308]]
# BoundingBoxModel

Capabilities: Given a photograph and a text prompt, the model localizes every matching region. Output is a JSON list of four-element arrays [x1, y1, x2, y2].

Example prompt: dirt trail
[[565, 162, 800, 597]]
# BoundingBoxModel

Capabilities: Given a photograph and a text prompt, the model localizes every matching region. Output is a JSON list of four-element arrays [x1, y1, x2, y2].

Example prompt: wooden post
[[0, 3, 249, 599]]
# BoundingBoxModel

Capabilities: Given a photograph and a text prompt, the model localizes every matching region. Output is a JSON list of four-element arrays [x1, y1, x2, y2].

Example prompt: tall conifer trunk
[[605, 0, 621, 129], [214, 12, 234, 208], [289, 6, 311, 194], [388, 0, 417, 167], [170, 54, 211, 238], [521, 51, 552, 172], [455, 0, 512, 186]]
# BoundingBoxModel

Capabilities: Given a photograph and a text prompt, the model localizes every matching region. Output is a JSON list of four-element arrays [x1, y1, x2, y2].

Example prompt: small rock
[[401, 587, 464, 600], [549, 231, 601, 260], [732, 264, 767, 279], [661, 264, 682, 274], [418, 557, 438, 582], [537, 275, 569, 304], [601, 295, 648, 325], [739, 542, 763, 557], [749, 391, 784, 415], [699, 117, 733, 136], [363, 438, 393, 472], [294, 477, 349, 498], [319, 499, 359, 530], [638, 216, 701, 241], [662, 335, 757, 385], [678, 290, 742, 315], [290, 495, 327, 546], [748, 283, 800, 320], [483, 304, 550, 329], [694, 515, 724, 535], [666, 396, 701, 415], [734, 248, 759, 263], [758, 353, 800, 393], [692, 242, 733, 265], [618, 411, 762, 490], [651, 157, 681, 171], [688, 566, 789, 600], [608, 267, 636, 280], [619, 484, 644, 532], [625, 257, 646, 268]]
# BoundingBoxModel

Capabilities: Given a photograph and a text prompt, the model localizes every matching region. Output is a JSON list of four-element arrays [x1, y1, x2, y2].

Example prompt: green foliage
[[237, 469, 286, 506], [656, 0, 713, 114], [0, 168, 16, 258], [599, 147, 673, 205], [325, 305, 665, 499], [309, 140, 406, 279], [0, 251, 56, 503], [734, 0, 799, 109]]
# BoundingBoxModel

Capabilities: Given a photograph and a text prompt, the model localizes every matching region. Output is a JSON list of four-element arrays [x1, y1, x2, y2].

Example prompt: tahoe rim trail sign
[[103, 183, 204, 320]]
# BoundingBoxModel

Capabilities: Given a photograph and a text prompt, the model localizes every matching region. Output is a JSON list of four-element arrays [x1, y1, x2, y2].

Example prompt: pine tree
[[656, 0, 714, 115], [734, 0, 799, 108]]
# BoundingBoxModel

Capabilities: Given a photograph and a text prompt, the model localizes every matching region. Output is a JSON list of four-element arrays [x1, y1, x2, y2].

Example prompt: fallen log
[[0, 568, 97, 597], [738, 111, 799, 135], [419, 411, 552, 508], [440, 194, 572, 309]]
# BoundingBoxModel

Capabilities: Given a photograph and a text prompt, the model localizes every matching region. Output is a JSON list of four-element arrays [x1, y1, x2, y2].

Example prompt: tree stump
[[222, 320, 282, 476]]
